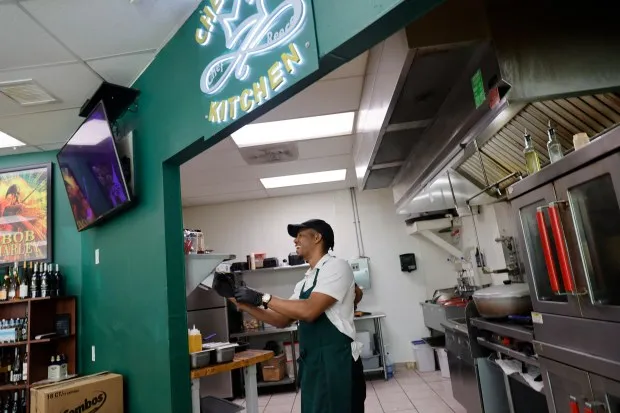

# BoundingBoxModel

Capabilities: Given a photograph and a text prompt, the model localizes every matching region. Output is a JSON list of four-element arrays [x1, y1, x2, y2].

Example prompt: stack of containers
[[356, 331, 378, 370], [283, 341, 300, 378]]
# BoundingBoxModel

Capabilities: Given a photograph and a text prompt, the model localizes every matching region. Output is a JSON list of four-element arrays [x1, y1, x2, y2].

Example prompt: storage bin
[[200, 396, 243, 413], [362, 356, 380, 371], [412, 340, 436, 372], [262, 354, 287, 382], [436, 348, 450, 378], [356, 331, 373, 358]]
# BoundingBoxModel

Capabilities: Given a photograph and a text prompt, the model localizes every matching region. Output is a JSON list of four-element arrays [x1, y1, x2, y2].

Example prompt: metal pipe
[[349, 188, 366, 257], [466, 171, 522, 205], [474, 139, 490, 187]]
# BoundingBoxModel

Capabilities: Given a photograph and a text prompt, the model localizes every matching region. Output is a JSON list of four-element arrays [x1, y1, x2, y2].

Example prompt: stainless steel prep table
[[355, 312, 388, 379]]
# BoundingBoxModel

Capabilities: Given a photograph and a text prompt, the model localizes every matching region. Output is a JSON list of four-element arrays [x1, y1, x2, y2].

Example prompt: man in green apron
[[233, 219, 366, 413]]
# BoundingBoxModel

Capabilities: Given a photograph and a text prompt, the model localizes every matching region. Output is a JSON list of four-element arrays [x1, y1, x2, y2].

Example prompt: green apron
[[297, 269, 354, 413]]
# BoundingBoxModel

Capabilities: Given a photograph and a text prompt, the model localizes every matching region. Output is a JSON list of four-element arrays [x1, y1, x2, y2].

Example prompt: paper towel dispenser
[[400, 253, 417, 272], [348, 257, 371, 289]]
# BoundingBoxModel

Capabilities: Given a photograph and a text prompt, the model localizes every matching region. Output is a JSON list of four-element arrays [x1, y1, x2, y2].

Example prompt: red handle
[[584, 405, 593, 413], [548, 202, 576, 293], [570, 396, 580, 413], [536, 207, 561, 293]]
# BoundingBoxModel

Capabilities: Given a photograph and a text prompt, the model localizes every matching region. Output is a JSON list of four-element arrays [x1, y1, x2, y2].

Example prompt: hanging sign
[[194, 0, 316, 125]]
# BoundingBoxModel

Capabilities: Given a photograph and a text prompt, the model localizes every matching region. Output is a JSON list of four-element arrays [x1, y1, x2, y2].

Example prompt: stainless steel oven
[[509, 125, 620, 323]]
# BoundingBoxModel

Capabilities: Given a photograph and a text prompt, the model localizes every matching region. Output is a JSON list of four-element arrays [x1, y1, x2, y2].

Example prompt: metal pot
[[473, 283, 532, 318]]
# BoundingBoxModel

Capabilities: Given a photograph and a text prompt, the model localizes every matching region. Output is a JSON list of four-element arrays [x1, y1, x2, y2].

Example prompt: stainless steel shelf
[[363, 367, 385, 374], [471, 318, 534, 343], [257, 377, 296, 388], [477, 337, 540, 367], [230, 326, 298, 339], [243, 264, 309, 274], [354, 313, 386, 321]]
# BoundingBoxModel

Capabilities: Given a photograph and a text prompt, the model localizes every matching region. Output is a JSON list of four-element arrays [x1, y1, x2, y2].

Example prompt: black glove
[[234, 286, 264, 307], [212, 272, 236, 298]]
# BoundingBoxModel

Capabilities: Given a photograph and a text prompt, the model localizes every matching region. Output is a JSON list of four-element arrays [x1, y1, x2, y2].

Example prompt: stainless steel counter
[[230, 326, 297, 339], [441, 319, 469, 336]]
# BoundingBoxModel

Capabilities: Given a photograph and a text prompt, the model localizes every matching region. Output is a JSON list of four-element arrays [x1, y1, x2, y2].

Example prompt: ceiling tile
[[87, 51, 156, 87], [21, 0, 200, 60], [183, 190, 268, 206], [0, 4, 76, 71], [254, 76, 364, 123], [297, 135, 354, 160], [0, 63, 101, 116], [0, 108, 81, 146], [0, 145, 42, 158], [322, 52, 369, 81], [265, 175, 354, 198], [181, 179, 263, 199]]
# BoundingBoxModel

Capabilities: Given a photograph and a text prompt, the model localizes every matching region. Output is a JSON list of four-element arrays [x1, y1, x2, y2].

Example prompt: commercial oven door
[[591, 373, 620, 413], [539, 357, 593, 413], [553, 153, 620, 322], [511, 184, 581, 317]]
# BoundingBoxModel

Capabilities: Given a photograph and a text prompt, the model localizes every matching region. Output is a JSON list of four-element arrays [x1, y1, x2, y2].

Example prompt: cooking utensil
[[473, 283, 532, 318], [431, 288, 457, 303]]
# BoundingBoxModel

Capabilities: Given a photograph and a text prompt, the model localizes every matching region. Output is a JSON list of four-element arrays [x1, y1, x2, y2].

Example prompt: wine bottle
[[10, 392, 17, 413], [7, 265, 16, 301], [55, 264, 63, 297], [19, 390, 25, 413], [40, 264, 49, 298], [11, 348, 21, 383], [29, 263, 38, 299], [21, 351, 27, 383]]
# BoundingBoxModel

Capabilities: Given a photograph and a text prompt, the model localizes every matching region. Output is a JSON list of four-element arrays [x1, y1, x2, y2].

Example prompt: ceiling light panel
[[231, 112, 355, 148], [0, 131, 25, 149], [260, 169, 347, 189], [0, 80, 57, 106]]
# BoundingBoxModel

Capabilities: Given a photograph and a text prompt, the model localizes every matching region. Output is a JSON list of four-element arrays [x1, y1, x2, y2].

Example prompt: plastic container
[[362, 356, 380, 370], [573, 132, 590, 150], [188, 326, 202, 353], [385, 352, 394, 379], [283, 341, 300, 362], [356, 331, 373, 358], [412, 340, 436, 372], [200, 396, 243, 413], [436, 348, 450, 378]]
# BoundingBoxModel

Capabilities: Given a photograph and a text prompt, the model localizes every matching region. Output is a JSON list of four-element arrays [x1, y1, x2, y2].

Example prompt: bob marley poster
[[0, 164, 51, 264]]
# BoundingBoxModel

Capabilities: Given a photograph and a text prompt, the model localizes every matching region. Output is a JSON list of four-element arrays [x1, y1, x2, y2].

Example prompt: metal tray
[[190, 349, 214, 369]]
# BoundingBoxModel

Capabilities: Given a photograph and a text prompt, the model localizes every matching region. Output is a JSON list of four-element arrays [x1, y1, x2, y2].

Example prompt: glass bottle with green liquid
[[523, 128, 541, 175]]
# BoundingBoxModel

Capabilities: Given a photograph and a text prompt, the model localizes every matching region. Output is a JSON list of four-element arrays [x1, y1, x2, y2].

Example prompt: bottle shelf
[[0, 296, 74, 307], [0, 383, 27, 392], [29, 334, 74, 345], [0, 342, 27, 348]]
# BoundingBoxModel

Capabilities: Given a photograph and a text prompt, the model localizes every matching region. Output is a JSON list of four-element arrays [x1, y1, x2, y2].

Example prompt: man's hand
[[235, 286, 264, 307], [212, 273, 236, 298]]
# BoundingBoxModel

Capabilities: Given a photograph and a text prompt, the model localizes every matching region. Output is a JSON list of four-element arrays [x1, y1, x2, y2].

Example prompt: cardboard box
[[31, 372, 123, 413]]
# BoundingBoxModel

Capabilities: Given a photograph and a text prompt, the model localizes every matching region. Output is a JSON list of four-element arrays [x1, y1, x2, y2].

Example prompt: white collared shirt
[[291, 254, 362, 360]]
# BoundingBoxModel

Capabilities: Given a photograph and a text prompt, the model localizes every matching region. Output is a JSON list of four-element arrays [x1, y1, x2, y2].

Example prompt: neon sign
[[195, 0, 308, 124]]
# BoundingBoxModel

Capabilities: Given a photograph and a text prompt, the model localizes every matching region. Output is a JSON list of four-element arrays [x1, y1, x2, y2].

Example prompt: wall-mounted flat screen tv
[[57, 101, 133, 231]]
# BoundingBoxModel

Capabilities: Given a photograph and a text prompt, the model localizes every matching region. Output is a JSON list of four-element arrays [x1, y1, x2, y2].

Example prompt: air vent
[[0, 80, 57, 106], [239, 143, 299, 165]]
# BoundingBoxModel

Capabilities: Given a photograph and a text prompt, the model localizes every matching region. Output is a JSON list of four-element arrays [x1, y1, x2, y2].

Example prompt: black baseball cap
[[287, 219, 335, 251]]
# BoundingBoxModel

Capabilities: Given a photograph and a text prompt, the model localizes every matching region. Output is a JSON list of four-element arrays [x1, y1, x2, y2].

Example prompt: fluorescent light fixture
[[261, 169, 347, 189], [0, 131, 25, 149], [231, 112, 355, 148]]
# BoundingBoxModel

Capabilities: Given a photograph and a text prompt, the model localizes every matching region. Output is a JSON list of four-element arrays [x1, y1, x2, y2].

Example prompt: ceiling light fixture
[[260, 169, 347, 189], [231, 112, 355, 148], [0, 131, 25, 149]]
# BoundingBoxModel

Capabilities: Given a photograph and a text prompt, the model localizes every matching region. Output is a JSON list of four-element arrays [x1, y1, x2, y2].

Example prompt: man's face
[[294, 228, 321, 259]]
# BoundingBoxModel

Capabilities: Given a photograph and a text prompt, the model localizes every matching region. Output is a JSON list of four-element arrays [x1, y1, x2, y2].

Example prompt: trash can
[[412, 340, 436, 372], [436, 348, 450, 378]]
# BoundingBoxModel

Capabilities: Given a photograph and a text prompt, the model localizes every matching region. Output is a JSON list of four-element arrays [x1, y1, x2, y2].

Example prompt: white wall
[[183, 188, 456, 362], [460, 204, 511, 285]]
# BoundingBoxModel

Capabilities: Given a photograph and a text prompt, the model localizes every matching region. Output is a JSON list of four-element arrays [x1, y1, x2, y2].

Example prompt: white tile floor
[[233, 370, 467, 413]]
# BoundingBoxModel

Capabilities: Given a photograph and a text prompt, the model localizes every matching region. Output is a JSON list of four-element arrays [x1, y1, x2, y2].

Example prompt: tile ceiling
[[0, 0, 200, 153]]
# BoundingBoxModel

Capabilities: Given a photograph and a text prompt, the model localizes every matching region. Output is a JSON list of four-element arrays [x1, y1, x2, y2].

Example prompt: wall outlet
[[95, 249, 100, 265], [92, 345, 96, 362]]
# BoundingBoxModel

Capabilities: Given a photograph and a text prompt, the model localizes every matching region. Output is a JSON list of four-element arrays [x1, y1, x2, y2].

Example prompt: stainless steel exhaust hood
[[185, 253, 235, 296]]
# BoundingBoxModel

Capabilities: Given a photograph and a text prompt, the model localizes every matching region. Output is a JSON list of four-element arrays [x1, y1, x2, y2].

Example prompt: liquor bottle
[[60, 354, 68, 377], [29, 263, 38, 299], [547, 120, 564, 163], [11, 348, 21, 383], [18, 272, 27, 301], [40, 263, 50, 298], [20, 318, 26, 344], [21, 351, 27, 383], [54, 264, 63, 297], [1, 396, 8, 413], [0, 268, 8, 301], [10, 392, 17, 413], [19, 390, 25, 413], [7, 265, 16, 301], [0, 349, 4, 385]]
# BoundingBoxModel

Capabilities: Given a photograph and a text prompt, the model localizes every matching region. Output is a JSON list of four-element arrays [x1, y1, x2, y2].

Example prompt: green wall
[[75, 1, 444, 412], [0, 151, 83, 358]]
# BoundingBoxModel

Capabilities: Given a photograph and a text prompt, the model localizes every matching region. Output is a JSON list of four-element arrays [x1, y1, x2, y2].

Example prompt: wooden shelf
[[0, 296, 75, 306], [0, 341, 27, 348], [0, 383, 27, 392], [29, 334, 74, 345]]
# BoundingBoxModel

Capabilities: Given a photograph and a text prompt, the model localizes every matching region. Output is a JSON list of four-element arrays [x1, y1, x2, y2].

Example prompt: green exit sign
[[471, 69, 485, 108]]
